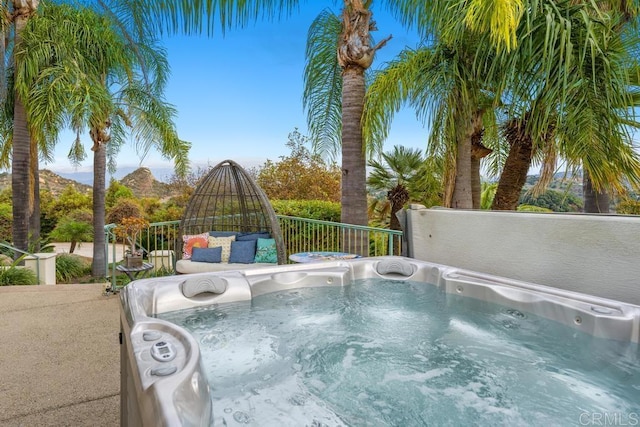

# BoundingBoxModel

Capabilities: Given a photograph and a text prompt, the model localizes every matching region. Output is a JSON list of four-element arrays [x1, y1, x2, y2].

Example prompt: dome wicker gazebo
[[178, 159, 286, 264]]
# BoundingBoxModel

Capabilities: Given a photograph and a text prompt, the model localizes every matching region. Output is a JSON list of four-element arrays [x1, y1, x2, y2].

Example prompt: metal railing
[[277, 215, 402, 257], [105, 216, 403, 289]]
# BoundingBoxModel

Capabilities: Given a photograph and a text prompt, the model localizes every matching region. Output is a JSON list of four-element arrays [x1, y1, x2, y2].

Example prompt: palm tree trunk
[[341, 67, 369, 254], [337, 0, 391, 255], [29, 157, 40, 251], [11, 1, 39, 255], [92, 130, 107, 277], [583, 170, 610, 213], [491, 118, 533, 210], [470, 112, 490, 209], [12, 97, 30, 255], [451, 107, 478, 209]]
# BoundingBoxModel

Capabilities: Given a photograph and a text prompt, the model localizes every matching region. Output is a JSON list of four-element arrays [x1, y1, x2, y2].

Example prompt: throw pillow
[[228, 240, 257, 264], [182, 233, 209, 260], [207, 235, 236, 263], [236, 231, 271, 241], [191, 247, 223, 263], [254, 237, 277, 263]]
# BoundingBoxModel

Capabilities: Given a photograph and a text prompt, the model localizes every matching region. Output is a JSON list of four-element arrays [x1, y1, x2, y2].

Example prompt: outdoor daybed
[[175, 159, 286, 274]]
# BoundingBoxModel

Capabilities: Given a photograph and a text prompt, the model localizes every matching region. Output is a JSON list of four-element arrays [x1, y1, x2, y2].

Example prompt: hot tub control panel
[[151, 341, 177, 362], [128, 323, 191, 389]]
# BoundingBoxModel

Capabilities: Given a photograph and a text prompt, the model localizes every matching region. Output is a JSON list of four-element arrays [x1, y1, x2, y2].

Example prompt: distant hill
[[119, 167, 176, 200], [0, 169, 92, 197], [0, 167, 179, 200], [55, 166, 178, 186]]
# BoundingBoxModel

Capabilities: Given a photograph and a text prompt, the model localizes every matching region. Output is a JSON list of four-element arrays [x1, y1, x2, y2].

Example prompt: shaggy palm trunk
[[388, 184, 409, 231], [583, 170, 610, 213], [91, 127, 108, 277], [388, 184, 409, 254], [492, 119, 533, 210]]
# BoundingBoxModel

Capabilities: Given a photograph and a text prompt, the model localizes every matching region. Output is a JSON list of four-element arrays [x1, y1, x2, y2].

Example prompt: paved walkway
[[51, 242, 125, 263], [0, 284, 120, 426]]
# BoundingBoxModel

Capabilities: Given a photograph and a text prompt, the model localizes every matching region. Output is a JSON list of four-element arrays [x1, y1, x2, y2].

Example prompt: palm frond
[[303, 9, 342, 161]]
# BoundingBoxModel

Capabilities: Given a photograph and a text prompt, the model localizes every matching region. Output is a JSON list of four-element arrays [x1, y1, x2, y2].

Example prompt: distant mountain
[[55, 166, 177, 186], [119, 167, 176, 200], [0, 169, 92, 197], [0, 167, 179, 200]]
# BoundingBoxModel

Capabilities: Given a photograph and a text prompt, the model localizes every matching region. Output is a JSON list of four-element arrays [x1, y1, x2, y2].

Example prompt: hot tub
[[119, 256, 640, 426]]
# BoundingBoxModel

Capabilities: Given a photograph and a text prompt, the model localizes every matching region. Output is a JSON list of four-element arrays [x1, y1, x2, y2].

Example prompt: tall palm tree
[[143, 1, 393, 252], [17, 2, 189, 276], [303, 2, 391, 253], [2, 0, 39, 255]]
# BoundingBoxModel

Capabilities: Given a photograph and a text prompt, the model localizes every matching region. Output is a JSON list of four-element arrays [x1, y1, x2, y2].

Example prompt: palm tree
[[301, 1, 391, 254], [145, 1, 393, 253], [367, 145, 426, 231], [2, 0, 40, 255], [370, 1, 640, 211], [17, 2, 189, 277], [488, 1, 640, 210], [363, 38, 499, 209]]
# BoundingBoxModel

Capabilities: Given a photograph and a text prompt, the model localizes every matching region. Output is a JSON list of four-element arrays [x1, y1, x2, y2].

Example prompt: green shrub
[[616, 198, 640, 215], [271, 200, 340, 222], [56, 254, 91, 283], [0, 202, 12, 238], [0, 267, 38, 286]]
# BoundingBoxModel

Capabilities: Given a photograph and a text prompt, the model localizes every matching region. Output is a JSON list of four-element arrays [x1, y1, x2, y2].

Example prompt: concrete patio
[[0, 283, 120, 426]]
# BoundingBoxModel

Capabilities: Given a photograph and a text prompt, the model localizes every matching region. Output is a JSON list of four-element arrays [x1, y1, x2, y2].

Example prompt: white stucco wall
[[405, 206, 640, 306]]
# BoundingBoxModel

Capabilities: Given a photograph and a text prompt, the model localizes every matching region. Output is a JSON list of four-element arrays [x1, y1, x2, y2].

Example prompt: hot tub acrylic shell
[[119, 256, 640, 427]]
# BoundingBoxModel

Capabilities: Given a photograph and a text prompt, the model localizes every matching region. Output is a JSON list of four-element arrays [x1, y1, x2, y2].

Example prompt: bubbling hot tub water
[[158, 279, 640, 426], [119, 257, 640, 426]]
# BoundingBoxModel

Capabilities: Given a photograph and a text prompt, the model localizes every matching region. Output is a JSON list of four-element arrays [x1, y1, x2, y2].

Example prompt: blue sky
[[48, 2, 427, 180]]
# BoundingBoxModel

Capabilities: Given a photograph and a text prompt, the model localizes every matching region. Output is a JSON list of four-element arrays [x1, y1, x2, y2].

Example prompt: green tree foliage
[[38, 190, 57, 237], [519, 189, 583, 212], [271, 200, 341, 222], [256, 129, 341, 202], [105, 179, 135, 209], [46, 186, 92, 223], [148, 203, 184, 224]]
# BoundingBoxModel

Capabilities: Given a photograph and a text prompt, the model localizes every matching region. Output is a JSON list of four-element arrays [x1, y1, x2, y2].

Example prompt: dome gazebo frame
[[178, 159, 286, 264]]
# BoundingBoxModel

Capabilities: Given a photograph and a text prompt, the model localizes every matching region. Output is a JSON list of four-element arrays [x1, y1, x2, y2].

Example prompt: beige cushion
[[207, 235, 236, 263]]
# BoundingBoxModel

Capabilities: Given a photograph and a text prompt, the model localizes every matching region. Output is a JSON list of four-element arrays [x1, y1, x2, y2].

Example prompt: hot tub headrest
[[181, 275, 228, 297], [376, 259, 416, 277]]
